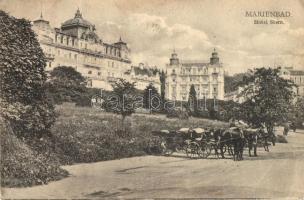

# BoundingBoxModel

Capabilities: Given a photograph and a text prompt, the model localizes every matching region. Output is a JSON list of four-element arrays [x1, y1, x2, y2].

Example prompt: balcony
[[45, 53, 55, 60]]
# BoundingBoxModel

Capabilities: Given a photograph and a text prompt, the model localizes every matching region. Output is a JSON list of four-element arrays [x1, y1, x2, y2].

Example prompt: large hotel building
[[33, 9, 224, 101], [32, 9, 160, 91]]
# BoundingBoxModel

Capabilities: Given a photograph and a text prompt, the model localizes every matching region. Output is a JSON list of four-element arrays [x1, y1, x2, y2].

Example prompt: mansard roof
[[180, 60, 209, 67], [61, 9, 93, 29]]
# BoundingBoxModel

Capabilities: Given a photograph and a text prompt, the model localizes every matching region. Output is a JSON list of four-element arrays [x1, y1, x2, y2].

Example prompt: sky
[[1, 0, 304, 74]]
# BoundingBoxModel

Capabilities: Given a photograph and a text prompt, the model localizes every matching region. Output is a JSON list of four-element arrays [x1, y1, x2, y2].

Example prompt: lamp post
[[149, 88, 152, 114], [204, 89, 207, 111]]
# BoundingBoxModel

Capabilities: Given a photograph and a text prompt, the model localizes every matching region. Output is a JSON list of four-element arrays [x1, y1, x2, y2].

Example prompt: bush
[[166, 109, 189, 119], [0, 119, 68, 187], [0, 11, 56, 138], [193, 110, 210, 118]]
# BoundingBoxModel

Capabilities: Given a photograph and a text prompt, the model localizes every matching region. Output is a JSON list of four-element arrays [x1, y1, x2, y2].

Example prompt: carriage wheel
[[186, 142, 200, 159], [221, 145, 227, 154], [198, 143, 211, 158]]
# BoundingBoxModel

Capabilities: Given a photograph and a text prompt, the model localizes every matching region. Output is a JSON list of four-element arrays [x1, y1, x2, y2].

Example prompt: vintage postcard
[[1, 0, 304, 199]]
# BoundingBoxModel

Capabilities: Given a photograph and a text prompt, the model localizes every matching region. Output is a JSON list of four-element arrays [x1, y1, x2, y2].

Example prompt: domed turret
[[61, 9, 95, 38], [61, 9, 92, 29], [170, 50, 179, 65], [210, 48, 220, 65]]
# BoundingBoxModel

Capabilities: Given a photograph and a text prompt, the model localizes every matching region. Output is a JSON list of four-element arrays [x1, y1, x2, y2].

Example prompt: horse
[[257, 129, 275, 152], [243, 128, 259, 157], [222, 127, 245, 161]]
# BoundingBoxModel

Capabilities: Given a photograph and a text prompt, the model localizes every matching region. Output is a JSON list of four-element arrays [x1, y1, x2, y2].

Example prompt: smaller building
[[125, 63, 161, 92], [289, 70, 304, 96], [279, 67, 304, 97], [224, 87, 245, 103]]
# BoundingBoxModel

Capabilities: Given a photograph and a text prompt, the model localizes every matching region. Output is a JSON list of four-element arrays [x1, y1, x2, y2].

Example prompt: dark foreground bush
[[0, 121, 68, 187], [276, 135, 288, 143]]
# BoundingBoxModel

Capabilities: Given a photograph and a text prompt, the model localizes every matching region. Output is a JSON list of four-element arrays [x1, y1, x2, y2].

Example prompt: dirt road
[[2, 130, 304, 199]]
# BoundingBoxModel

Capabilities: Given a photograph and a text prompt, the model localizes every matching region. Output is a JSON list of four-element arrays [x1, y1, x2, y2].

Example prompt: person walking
[[283, 122, 289, 136]]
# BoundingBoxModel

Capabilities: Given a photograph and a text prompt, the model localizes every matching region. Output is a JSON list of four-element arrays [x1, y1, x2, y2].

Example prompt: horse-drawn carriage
[[151, 125, 275, 161], [152, 127, 220, 159]]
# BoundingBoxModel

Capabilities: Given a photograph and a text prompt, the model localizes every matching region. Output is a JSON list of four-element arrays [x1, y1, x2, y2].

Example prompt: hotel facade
[[32, 9, 160, 91], [165, 50, 225, 101]]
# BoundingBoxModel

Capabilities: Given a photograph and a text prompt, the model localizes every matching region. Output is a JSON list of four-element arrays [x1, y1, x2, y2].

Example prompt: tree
[[224, 72, 248, 93], [239, 67, 295, 134], [0, 11, 56, 138], [188, 84, 198, 116], [103, 79, 136, 123], [143, 83, 161, 113], [46, 66, 86, 104], [289, 97, 304, 128]]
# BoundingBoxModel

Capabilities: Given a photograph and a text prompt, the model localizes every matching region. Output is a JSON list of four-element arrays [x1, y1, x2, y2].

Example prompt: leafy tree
[[46, 66, 86, 104], [239, 67, 295, 134], [224, 73, 248, 93], [188, 84, 198, 116], [289, 97, 304, 128], [143, 83, 161, 113], [103, 79, 136, 123], [0, 11, 55, 138]]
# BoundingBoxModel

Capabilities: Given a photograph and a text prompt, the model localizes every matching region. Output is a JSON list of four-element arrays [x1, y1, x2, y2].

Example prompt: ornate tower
[[114, 37, 129, 59], [61, 9, 94, 38], [170, 50, 179, 65], [210, 48, 220, 65]]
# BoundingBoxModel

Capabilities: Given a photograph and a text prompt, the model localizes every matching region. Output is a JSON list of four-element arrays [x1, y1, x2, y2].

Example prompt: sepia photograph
[[0, 0, 304, 199]]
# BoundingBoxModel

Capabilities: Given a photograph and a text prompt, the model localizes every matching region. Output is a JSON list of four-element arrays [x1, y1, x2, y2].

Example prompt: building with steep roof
[[279, 67, 304, 97], [165, 49, 225, 101], [32, 9, 131, 90], [124, 63, 161, 92]]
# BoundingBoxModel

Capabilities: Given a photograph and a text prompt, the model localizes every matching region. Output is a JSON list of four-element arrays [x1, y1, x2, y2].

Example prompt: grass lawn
[[50, 104, 228, 164]]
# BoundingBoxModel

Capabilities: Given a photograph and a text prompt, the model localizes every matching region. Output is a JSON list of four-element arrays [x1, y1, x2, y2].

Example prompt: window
[[69, 53, 71, 59], [48, 62, 52, 68], [85, 44, 87, 49], [74, 54, 77, 60], [204, 68, 207, 74], [112, 62, 114, 67], [88, 71, 92, 74], [97, 72, 101, 76]]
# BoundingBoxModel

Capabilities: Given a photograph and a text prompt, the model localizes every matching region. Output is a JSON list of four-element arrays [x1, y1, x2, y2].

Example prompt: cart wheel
[[221, 144, 227, 154], [186, 142, 199, 159], [199, 143, 211, 158], [161, 141, 174, 156]]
